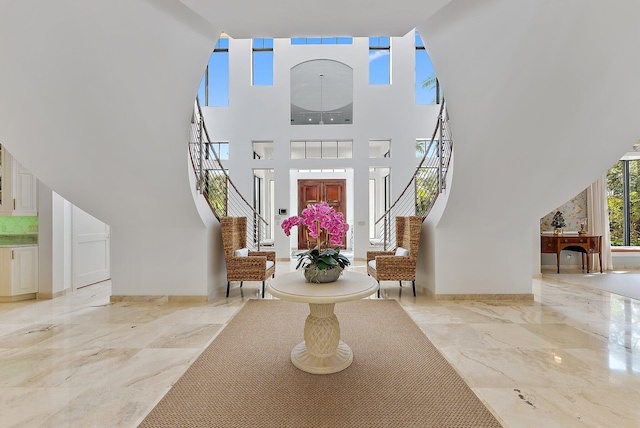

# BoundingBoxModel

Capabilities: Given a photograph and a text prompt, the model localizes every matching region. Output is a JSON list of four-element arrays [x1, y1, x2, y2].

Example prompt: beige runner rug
[[139, 299, 501, 427]]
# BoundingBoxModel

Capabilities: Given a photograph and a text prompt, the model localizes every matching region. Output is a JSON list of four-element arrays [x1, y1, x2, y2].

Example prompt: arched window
[[290, 60, 353, 125]]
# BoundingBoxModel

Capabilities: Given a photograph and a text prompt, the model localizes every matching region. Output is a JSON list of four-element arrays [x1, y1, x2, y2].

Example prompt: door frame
[[297, 178, 347, 250], [71, 205, 111, 290]]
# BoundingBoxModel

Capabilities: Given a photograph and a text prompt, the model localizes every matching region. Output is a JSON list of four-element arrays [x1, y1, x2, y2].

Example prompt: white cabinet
[[12, 160, 37, 215], [0, 145, 38, 216], [0, 246, 38, 301], [0, 144, 9, 215]]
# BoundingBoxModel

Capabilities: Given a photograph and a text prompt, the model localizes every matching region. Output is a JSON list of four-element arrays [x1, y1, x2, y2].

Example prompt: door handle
[[106, 234, 111, 239]]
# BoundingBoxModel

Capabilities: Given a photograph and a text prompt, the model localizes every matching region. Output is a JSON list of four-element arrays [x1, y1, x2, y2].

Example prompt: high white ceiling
[[178, 0, 452, 38]]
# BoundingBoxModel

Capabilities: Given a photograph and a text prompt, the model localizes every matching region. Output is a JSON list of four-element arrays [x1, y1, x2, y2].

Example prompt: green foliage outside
[[421, 73, 442, 104], [206, 171, 228, 218], [415, 168, 438, 217], [607, 160, 640, 246]]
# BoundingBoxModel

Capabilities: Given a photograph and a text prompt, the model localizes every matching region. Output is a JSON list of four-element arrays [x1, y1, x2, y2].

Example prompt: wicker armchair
[[366, 216, 422, 297], [221, 217, 276, 298]]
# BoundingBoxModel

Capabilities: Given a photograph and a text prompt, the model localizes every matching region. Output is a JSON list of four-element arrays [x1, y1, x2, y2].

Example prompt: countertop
[[0, 234, 38, 247]]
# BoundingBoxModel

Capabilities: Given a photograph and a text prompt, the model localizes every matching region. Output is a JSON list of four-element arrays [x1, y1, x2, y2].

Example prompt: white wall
[[0, 1, 222, 297], [40, 185, 99, 298], [417, 0, 640, 295], [36, 182, 54, 297], [4, 1, 640, 298], [203, 32, 440, 260]]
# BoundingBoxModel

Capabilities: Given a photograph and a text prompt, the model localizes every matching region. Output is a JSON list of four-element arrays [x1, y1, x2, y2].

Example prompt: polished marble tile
[[468, 324, 559, 349], [476, 386, 640, 428], [520, 323, 609, 349], [43, 386, 167, 428], [1, 267, 640, 427], [147, 323, 223, 348], [441, 347, 611, 389]]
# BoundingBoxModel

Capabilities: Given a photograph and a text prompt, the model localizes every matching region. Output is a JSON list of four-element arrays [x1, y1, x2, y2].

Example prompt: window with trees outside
[[415, 31, 441, 105], [607, 159, 640, 246], [208, 142, 229, 160]]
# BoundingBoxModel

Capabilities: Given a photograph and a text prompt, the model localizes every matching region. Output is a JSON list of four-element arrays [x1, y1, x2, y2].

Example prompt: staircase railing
[[189, 98, 269, 251], [373, 101, 452, 250]]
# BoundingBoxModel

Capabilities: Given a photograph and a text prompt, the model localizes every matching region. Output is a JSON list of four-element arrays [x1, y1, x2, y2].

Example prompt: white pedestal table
[[267, 271, 378, 375]]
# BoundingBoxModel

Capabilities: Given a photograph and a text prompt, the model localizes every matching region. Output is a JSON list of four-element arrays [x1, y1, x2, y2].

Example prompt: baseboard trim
[[168, 295, 208, 303], [0, 293, 37, 302], [110, 295, 208, 303], [37, 289, 68, 300]]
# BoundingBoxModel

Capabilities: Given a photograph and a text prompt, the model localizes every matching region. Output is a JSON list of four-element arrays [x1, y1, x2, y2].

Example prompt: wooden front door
[[297, 179, 347, 250]]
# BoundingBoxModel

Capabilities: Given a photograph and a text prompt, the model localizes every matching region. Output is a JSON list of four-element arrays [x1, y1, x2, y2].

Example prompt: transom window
[[369, 140, 391, 158], [252, 141, 274, 159], [416, 139, 438, 158], [208, 142, 229, 160], [290, 141, 353, 159], [291, 37, 352, 45]]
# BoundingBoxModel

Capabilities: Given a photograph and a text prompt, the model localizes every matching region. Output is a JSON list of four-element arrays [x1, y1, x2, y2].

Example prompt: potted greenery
[[551, 211, 566, 235], [281, 202, 351, 283]]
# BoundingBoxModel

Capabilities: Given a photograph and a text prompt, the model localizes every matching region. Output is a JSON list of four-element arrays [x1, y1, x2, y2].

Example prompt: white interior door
[[72, 205, 111, 288]]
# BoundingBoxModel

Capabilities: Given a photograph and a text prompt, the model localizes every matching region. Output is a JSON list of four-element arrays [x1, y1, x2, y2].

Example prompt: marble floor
[[1, 261, 640, 427]]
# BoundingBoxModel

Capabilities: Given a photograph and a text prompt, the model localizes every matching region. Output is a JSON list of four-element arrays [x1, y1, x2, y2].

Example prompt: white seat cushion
[[266, 260, 274, 270], [368, 260, 376, 270], [234, 247, 249, 257], [395, 247, 409, 256]]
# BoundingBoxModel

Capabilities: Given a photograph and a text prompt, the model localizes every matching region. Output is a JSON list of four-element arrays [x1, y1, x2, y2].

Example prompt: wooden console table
[[541, 235, 602, 274]]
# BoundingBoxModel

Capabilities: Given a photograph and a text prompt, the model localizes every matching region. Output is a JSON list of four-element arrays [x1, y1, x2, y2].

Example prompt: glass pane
[[197, 71, 206, 105], [607, 160, 624, 246], [252, 142, 274, 159], [369, 49, 390, 85], [208, 51, 229, 106], [630, 160, 640, 245], [369, 140, 390, 158], [369, 179, 375, 239], [263, 38, 273, 49], [306, 141, 321, 158], [321, 37, 337, 44], [290, 59, 353, 125], [416, 140, 426, 157], [290, 141, 305, 159], [291, 38, 306, 45], [415, 31, 425, 48], [337, 37, 352, 44], [416, 49, 437, 104], [216, 38, 229, 50], [253, 51, 273, 86], [321, 141, 338, 158], [368, 167, 391, 241], [307, 37, 321, 45], [218, 143, 229, 160], [338, 141, 353, 159], [416, 167, 437, 216]]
